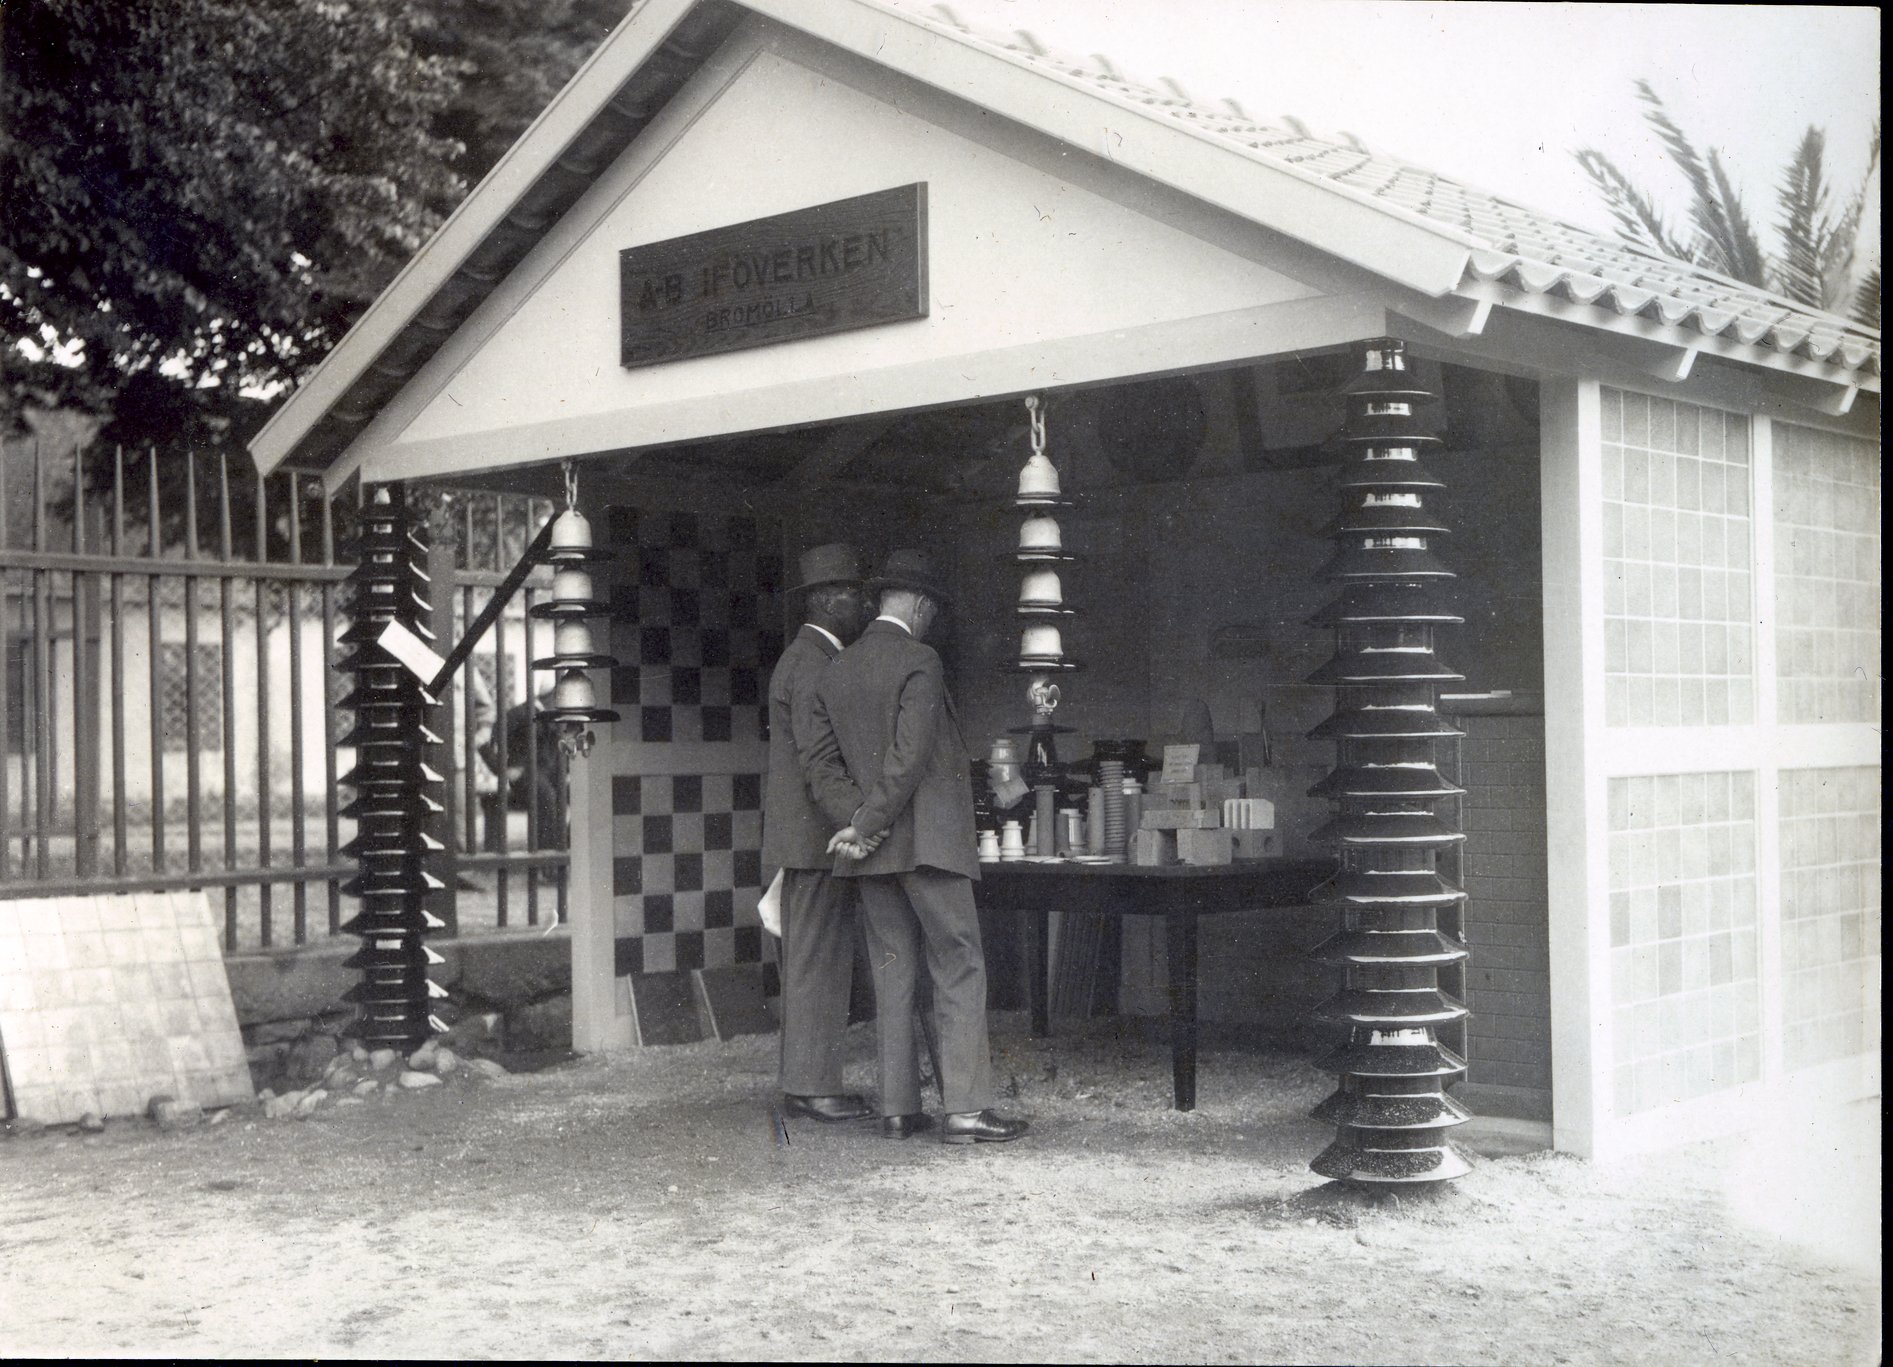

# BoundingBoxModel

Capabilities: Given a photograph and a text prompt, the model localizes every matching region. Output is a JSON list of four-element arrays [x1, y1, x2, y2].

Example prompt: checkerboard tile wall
[[1, 892, 254, 1122], [607, 507, 783, 747], [604, 507, 783, 980]]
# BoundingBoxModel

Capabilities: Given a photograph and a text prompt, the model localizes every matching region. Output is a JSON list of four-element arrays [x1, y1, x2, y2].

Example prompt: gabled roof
[[911, 2, 1879, 381], [251, 0, 1878, 478]]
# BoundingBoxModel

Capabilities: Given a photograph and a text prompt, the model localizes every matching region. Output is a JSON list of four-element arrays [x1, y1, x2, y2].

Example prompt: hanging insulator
[[527, 491, 621, 756], [1304, 337, 1475, 1186]]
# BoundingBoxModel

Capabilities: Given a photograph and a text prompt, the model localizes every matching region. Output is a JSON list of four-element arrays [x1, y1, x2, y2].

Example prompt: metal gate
[[0, 437, 565, 948]]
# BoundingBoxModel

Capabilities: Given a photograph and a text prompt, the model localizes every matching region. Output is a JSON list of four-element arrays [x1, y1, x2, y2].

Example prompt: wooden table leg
[[1165, 909, 1199, 1111], [1028, 906, 1050, 1037]]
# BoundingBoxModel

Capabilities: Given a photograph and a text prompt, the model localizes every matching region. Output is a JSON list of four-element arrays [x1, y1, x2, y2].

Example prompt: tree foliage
[[1575, 81, 1880, 327], [0, 0, 631, 454]]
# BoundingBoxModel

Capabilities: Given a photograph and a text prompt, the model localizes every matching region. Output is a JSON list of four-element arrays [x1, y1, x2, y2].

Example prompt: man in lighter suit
[[807, 549, 1028, 1145], [762, 543, 875, 1124]]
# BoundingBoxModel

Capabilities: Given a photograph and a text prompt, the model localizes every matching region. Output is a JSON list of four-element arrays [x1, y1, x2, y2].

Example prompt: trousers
[[855, 866, 995, 1117], [777, 867, 858, 1096]]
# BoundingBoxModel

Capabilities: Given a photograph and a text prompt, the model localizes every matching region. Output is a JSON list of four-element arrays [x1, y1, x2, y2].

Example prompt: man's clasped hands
[[825, 826, 884, 862]]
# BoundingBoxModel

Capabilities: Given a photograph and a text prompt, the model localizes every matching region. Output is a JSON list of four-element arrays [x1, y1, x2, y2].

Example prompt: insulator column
[[336, 485, 447, 1052], [1305, 338, 1474, 1184]]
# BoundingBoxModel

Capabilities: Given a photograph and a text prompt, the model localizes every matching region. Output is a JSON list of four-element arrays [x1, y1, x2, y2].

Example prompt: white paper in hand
[[757, 868, 785, 938]]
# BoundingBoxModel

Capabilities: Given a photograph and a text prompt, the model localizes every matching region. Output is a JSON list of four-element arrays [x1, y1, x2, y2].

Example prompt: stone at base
[[368, 1048, 399, 1071], [78, 1112, 106, 1133], [398, 1070, 443, 1090], [149, 1096, 202, 1130]]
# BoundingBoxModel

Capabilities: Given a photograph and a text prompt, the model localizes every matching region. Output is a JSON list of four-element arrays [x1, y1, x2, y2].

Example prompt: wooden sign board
[[619, 183, 928, 370]]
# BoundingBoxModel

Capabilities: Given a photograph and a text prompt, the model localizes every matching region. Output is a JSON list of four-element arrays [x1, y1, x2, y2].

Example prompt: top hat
[[867, 548, 952, 605], [790, 543, 865, 594]]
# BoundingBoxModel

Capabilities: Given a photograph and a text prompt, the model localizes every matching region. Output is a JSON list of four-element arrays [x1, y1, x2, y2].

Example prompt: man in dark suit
[[763, 543, 876, 1124], [808, 549, 1028, 1145]]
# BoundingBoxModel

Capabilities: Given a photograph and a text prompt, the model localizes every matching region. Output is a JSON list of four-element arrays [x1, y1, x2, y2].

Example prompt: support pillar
[[336, 485, 446, 1052], [1306, 337, 1474, 1184]]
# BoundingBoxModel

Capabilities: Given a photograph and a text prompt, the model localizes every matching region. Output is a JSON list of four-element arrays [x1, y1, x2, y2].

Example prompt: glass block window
[[1600, 389, 1754, 727], [1607, 771, 1761, 1116], [1773, 423, 1881, 724], [1779, 767, 1881, 1070]]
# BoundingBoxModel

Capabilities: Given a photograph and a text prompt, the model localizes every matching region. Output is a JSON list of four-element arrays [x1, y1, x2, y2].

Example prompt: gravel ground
[[0, 1013, 1879, 1364]]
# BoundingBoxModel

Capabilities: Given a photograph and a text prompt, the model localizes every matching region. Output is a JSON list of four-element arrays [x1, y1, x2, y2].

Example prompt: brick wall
[[1450, 707, 1553, 1118]]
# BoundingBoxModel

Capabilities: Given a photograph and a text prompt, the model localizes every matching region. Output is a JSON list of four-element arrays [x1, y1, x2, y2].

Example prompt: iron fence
[[0, 436, 566, 948]]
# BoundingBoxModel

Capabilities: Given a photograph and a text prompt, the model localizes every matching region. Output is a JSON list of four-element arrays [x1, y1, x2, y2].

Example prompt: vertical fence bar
[[253, 466, 272, 948], [70, 440, 100, 879], [288, 475, 309, 943], [184, 449, 203, 876], [31, 438, 52, 877], [218, 453, 239, 948], [0, 441, 12, 879], [492, 497, 511, 929], [460, 497, 478, 854], [523, 574, 540, 928], [148, 449, 167, 874], [110, 448, 128, 876], [322, 490, 341, 935]]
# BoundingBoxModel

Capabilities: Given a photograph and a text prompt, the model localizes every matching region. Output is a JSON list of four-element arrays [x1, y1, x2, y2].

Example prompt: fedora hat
[[867, 548, 952, 605], [789, 542, 865, 594]]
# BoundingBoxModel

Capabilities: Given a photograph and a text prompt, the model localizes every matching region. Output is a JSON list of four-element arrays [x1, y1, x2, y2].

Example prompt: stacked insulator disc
[[1305, 338, 1474, 1184], [336, 487, 448, 1051], [1009, 446, 1082, 674], [529, 509, 620, 757]]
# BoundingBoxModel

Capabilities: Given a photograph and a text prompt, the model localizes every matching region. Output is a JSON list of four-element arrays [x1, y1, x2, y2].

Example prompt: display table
[[975, 858, 1332, 1111]]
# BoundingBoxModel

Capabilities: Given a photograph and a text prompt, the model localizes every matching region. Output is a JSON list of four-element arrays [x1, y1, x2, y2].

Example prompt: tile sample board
[[0, 892, 254, 1122]]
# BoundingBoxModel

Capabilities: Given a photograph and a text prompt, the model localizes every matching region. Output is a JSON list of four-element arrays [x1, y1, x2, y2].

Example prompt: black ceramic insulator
[[1304, 338, 1474, 1185], [336, 487, 445, 1052]]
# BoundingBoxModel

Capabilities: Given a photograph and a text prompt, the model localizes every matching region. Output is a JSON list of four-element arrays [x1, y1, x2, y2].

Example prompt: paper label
[[1160, 744, 1200, 786]]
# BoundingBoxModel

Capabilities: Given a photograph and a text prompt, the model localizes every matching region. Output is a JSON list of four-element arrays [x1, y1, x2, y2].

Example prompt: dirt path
[[1, 1016, 1879, 1364]]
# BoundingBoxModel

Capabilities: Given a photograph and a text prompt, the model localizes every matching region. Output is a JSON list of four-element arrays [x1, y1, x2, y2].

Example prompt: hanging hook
[[562, 459, 579, 511], [1025, 394, 1047, 458]]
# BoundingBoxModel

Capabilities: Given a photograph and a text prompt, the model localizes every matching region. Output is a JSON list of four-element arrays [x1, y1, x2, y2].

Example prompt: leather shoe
[[880, 1113, 935, 1140], [781, 1093, 873, 1123], [941, 1109, 1029, 1145]]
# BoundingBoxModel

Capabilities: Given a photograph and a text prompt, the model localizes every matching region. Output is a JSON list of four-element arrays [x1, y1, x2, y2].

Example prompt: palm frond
[[1826, 122, 1881, 314], [1852, 267, 1880, 330], [1707, 151, 1769, 285], [1633, 82, 1770, 287], [1774, 127, 1831, 307], [1572, 148, 1691, 259]]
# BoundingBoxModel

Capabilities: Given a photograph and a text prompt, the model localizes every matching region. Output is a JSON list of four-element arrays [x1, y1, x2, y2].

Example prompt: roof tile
[[908, 1, 1880, 381]]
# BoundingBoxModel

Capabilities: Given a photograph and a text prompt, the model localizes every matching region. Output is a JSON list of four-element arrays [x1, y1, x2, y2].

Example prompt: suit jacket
[[761, 624, 844, 870], [807, 619, 978, 880]]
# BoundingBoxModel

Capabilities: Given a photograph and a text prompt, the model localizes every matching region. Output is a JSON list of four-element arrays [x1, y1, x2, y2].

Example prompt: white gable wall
[[338, 16, 1388, 487]]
